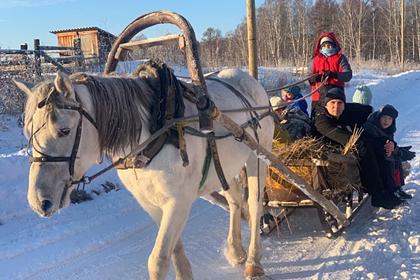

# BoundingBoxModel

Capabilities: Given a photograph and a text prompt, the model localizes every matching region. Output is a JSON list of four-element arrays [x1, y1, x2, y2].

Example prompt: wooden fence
[[0, 38, 85, 77]]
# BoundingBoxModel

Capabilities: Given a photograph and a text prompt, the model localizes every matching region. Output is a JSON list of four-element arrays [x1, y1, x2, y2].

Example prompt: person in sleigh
[[313, 87, 405, 209], [308, 32, 353, 118], [363, 104, 416, 200]]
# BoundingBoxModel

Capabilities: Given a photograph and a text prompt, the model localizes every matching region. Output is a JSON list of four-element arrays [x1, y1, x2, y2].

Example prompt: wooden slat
[[40, 45, 75, 51], [55, 55, 84, 63], [115, 34, 184, 60], [282, 158, 329, 167], [0, 49, 34, 55], [40, 51, 70, 74]]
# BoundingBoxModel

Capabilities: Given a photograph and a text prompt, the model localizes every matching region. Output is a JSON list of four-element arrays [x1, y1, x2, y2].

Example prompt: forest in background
[[137, 0, 420, 71]]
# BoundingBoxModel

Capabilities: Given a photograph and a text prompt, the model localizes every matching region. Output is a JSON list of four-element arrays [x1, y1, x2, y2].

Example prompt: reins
[[265, 74, 316, 94]]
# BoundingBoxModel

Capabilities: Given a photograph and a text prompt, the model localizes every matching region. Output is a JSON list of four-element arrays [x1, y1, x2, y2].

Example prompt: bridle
[[29, 91, 97, 186]]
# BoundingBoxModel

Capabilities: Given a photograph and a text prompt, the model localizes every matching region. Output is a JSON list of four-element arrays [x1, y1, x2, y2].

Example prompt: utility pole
[[401, 0, 405, 71], [246, 0, 258, 79]]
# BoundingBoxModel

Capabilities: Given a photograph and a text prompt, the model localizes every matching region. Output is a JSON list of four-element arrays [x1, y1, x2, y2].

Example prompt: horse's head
[[14, 72, 99, 217]]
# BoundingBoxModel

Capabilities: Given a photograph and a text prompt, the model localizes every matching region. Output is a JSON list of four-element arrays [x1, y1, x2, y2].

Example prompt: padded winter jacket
[[313, 103, 373, 146], [309, 32, 353, 101]]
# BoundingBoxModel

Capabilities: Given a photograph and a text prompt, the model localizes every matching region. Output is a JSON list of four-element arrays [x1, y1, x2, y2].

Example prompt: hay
[[267, 136, 361, 202], [272, 136, 337, 162], [343, 126, 364, 155]]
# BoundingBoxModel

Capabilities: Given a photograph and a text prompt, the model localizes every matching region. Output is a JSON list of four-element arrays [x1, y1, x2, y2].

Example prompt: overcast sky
[[0, 0, 264, 49]]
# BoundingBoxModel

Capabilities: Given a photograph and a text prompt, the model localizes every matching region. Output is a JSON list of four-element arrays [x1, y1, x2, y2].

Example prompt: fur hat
[[270, 96, 283, 109], [352, 85, 372, 105], [322, 87, 346, 106], [379, 104, 398, 119], [320, 36, 334, 46]]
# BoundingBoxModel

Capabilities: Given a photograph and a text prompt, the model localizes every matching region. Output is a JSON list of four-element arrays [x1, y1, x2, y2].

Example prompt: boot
[[395, 188, 413, 200], [371, 193, 404, 210]]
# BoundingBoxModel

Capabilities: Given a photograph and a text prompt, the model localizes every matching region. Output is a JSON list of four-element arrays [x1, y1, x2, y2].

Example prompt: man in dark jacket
[[309, 32, 352, 117], [313, 87, 404, 209]]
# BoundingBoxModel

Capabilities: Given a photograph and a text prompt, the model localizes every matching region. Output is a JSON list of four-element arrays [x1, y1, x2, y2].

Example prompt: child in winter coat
[[363, 104, 416, 200], [308, 32, 353, 117], [280, 85, 309, 116], [270, 87, 311, 141]]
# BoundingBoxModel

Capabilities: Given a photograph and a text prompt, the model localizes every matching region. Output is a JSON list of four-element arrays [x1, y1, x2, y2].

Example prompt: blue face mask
[[321, 47, 338, 57]]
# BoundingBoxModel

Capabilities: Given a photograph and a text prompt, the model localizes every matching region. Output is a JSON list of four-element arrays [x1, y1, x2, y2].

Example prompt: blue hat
[[287, 86, 301, 97], [352, 85, 372, 105]]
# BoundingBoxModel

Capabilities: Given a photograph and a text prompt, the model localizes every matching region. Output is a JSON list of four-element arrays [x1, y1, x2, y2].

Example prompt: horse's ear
[[13, 79, 34, 96], [54, 71, 75, 98]]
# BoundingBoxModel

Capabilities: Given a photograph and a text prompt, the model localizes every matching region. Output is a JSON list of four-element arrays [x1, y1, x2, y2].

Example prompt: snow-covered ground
[[0, 69, 419, 280]]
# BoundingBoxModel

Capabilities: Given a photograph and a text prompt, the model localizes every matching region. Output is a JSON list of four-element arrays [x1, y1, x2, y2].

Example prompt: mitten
[[399, 146, 416, 161], [309, 73, 321, 85], [322, 70, 337, 80]]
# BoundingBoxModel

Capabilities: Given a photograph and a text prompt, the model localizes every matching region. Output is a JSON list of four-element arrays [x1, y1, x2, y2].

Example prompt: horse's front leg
[[148, 200, 193, 280], [244, 156, 266, 278], [224, 166, 247, 266], [172, 238, 193, 280]]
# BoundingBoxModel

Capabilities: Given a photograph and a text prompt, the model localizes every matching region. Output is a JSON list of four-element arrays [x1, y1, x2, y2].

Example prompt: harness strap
[[208, 132, 229, 190], [177, 123, 189, 166], [30, 156, 72, 163], [199, 140, 212, 189], [206, 77, 260, 122]]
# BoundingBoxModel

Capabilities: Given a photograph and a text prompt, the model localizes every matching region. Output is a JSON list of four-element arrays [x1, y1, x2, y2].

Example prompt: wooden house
[[50, 27, 116, 62]]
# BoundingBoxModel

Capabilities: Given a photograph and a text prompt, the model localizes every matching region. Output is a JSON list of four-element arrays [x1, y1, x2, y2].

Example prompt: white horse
[[14, 68, 274, 280]]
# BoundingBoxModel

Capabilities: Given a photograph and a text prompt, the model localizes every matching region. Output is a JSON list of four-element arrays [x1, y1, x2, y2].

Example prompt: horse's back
[[214, 68, 269, 105]]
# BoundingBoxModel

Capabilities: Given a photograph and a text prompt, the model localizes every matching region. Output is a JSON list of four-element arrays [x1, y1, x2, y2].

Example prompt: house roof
[[50, 27, 116, 38]]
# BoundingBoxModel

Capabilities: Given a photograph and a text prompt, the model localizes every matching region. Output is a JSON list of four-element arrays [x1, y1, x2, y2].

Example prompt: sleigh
[[262, 137, 368, 237], [263, 144, 369, 238]]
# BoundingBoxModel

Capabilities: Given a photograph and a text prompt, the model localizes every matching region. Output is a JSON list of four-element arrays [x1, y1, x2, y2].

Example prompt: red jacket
[[311, 32, 345, 101]]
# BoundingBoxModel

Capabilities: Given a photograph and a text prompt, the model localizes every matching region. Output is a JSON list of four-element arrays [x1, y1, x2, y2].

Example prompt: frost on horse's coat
[[15, 68, 274, 280]]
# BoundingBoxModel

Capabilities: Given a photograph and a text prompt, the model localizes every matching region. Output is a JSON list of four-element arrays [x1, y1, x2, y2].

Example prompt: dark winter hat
[[379, 104, 398, 119], [287, 85, 301, 97], [322, 86, 346, 106]]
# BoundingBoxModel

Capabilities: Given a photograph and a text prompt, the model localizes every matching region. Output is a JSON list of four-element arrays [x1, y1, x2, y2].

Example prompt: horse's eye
[[58, 128, 70, 137]]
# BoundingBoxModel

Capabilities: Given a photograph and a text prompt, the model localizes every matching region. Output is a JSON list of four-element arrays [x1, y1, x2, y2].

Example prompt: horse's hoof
[[226, 248, 247, 266], [244, 263, 265, 278]]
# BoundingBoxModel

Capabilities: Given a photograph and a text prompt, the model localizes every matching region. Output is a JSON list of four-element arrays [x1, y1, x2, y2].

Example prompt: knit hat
[[320, 36, 334, 46], [322, 87, 346, 106], [352, 85, 372, 105], [287, 85, 301, 97], [379, 104, 398, 119]]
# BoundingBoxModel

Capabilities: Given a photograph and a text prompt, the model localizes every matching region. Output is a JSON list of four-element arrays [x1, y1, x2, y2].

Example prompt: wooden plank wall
[[56, 30, 99, 58]]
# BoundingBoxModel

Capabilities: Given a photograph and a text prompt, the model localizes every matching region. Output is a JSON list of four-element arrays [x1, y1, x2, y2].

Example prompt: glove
[[322, 70, 338, 80], [398, 146, 416, 161], [308, 73, 321, 85]]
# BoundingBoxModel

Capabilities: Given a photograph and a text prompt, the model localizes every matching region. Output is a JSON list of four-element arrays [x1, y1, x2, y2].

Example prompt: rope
[[270, 77, 328, 110], [265, 74, 317, 94]]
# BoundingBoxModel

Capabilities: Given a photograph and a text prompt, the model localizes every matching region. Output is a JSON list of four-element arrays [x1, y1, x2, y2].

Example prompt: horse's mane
[[71, 73, 156, 157]]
